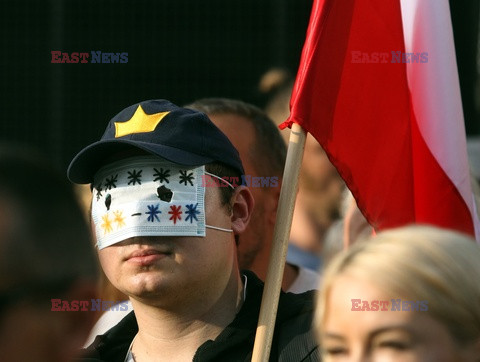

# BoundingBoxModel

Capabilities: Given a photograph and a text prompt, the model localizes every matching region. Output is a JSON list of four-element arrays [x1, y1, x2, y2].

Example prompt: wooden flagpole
[[251, 122, 307, 361]]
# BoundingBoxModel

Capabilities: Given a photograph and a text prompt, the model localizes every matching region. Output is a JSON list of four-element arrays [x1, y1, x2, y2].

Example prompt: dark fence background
[[1, 0, 478, 172]]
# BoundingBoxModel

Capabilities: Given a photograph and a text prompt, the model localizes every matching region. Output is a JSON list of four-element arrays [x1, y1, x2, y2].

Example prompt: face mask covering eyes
[[91, 156, 233, 250]]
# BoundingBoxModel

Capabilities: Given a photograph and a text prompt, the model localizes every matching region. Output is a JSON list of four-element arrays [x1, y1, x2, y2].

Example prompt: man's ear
[[231, 186, 254, 235]]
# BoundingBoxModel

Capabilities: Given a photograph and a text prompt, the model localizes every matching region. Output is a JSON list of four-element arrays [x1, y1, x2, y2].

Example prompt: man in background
[[259, 68, 345, 271], [187, 98, 319, 292]]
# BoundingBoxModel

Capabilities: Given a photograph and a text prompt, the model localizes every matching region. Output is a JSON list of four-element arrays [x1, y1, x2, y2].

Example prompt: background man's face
[[208, 113, 273, 270]]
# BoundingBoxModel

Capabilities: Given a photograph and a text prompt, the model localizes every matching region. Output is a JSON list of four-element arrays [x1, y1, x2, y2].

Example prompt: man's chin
[[122, 273, 174, 297], [124, 286, 170, 305]]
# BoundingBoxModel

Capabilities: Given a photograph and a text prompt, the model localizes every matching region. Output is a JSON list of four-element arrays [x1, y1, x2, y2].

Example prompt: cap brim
[[67, 139, 214, 184]]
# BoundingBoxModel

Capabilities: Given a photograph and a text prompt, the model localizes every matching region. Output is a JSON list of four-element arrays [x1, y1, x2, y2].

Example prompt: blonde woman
[[315, 225, 480, 361]]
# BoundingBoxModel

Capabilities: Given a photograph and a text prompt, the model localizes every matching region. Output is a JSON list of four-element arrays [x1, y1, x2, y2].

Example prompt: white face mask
[[91, 156, 232, 249]]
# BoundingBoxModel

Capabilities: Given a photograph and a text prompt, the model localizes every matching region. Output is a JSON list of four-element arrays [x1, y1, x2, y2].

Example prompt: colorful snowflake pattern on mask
[[185, 203, 200, 223], [101, 214, 113, 234], [145, 204, 161, 222], [113, 210, 126, 228], [168, 205, 182, 224]]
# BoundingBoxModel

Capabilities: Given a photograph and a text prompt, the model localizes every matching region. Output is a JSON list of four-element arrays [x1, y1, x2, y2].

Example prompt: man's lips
[[125, 248, 172, 265]]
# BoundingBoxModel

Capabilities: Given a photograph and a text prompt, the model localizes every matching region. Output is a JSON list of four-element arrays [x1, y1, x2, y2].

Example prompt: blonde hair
[[315, 225, 480, 345]]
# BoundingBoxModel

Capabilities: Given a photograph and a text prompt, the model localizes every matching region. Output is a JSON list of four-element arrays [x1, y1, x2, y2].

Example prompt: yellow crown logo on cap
[[114, 105, 170, 138]]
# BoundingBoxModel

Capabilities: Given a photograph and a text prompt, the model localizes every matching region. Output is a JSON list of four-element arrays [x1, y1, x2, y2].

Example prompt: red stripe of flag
[[281, 0, 479, 239]]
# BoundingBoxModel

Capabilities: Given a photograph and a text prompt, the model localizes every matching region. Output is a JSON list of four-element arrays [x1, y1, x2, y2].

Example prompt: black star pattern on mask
[[127, 169, 142, 185], [104, 174, 118, 190], [179, 170, 194, 186], [153, 168, 171, 184], [95, 183, 103, 201]]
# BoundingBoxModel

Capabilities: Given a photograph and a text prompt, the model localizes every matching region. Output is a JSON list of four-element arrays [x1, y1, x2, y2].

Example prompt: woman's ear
[[230, 186, 254, 235]]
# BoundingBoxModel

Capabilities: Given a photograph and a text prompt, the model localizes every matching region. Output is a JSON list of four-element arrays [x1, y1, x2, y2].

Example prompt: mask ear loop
[[204, 172, 235, 232], [206, 225, 234, 233], [204, 172, 235, 189]]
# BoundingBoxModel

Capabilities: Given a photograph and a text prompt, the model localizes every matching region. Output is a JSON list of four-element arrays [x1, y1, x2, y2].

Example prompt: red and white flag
[[280, 0, 480, 240]]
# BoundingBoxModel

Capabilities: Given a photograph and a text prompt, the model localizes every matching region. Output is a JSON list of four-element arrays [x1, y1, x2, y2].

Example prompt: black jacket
[[78, 271, 320, 361]]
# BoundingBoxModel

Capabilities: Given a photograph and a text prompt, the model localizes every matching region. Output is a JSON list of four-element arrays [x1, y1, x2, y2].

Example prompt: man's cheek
[[98, 249, 117, 276], [90, 222, 98, 246]]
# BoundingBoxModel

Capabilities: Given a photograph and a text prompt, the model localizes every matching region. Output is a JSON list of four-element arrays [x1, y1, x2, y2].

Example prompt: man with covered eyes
[[68, 99, 320, 361]]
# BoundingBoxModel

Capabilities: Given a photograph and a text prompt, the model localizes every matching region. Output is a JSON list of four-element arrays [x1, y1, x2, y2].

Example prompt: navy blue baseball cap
[[68, 99, 245, 184]]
